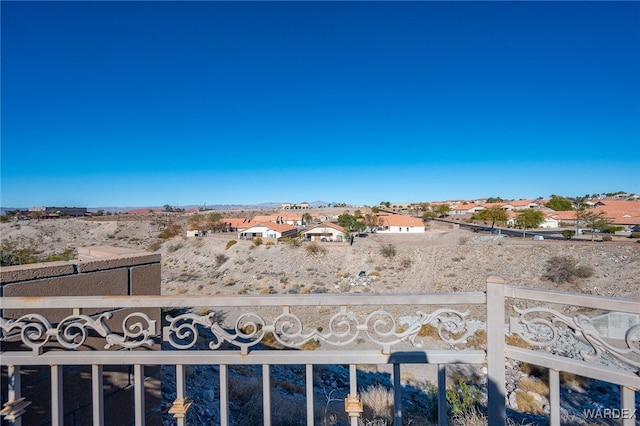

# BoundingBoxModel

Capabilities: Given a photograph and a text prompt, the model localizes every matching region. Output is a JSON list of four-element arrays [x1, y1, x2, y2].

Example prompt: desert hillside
[[1, 215, 638, 300]]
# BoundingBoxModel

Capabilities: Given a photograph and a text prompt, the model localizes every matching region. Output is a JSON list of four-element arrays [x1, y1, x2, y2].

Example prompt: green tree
[[515, 210, 544, 231], [545, 195, 572, 211], [435, 204, 451, 217], [472, 207, 507, 229], [568, 196, 588, 236], [363, 213, 383, 233], [337, 213, 365, 233], [188, 213, 204, 229], [206, 212, 223, 232], [579, 210, 610, 241], [486, 197, 504, 203], [302, 212, 312, 225]]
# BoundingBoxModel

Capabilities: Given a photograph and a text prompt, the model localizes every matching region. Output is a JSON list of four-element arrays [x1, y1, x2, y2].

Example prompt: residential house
[[281, 202, 310, 209], [311, 212, 331, 223], [509, 200, 543, 210], [450, 204, 485, 216], [301, 223, 347, 242], [239, 222, 298, 241], [221, 218, 256, 232], [539, 215, 560, 229], [376, 214, 425, 233], [252, 213, 304, 226], [550, 210, 578, 226], [591, 200, 640, 228]]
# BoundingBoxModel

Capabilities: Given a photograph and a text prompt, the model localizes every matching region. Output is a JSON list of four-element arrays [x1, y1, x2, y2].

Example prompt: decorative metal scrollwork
[[513, 306, 640, 369], [162, 307, 474, 354], [1, 312, 157, 354]]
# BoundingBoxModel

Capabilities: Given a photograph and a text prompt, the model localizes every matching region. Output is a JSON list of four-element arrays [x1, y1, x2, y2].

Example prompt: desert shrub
[[505, 334, 532, 349], [361, 384, 393, 422], [167, 243, 183, 253], [466, 329, 487, 349], [602, 235, 612, 242], [146, 239, 163, 251], [519, 377, 549, 397], [629, 232, 640, 239], [280, 237, 302, 247], [543, 255, 594, 283], [305, 242, 327, 256], [515, 390, 545, 415], [458, 237, 469, 245], [561, 230, 575, 240], [158, 223, 182, 240], [520, 363, 546, 379], [215, 253, 228, 267], [300, 338, 320, 350], [41, 249, 75, 263], [446, 377, 484, 417], [379, 244, 397, 259], [400, 258, 411, 268], [417, 324, 439, 338], [560, 372, 589, 390], [0, 238, 42, 266], [253, 237, 263, 247], [225, 240, 237, 250]]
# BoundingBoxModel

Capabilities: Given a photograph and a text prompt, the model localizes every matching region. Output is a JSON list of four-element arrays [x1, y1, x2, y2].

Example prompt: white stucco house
[[301, 223, 347, 242], [239, 222, 298, 241], [376, 214, 425, 233]]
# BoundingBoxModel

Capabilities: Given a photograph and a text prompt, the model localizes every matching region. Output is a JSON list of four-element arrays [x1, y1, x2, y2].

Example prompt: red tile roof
[[377, 214, 424, 227]]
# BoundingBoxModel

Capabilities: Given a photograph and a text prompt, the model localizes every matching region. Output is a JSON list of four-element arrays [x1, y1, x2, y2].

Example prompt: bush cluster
[[304, 242, 327, 256], [158, 223, 182, 240], [379, 244, 397, 259], [543, 255, 594, 283]]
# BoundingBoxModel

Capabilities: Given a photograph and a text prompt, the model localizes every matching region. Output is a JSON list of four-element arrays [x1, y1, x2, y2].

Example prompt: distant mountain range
[[0, 201, 337, 215]]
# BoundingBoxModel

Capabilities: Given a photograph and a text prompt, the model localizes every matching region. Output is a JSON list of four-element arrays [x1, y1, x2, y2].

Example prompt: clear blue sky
[[2, 1, 639, 208]]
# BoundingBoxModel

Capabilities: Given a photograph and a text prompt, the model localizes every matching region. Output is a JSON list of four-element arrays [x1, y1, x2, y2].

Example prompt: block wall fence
[[0, 247, 162, 426]]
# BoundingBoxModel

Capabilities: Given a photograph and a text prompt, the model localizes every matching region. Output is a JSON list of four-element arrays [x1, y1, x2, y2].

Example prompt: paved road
[[429, 218, 590, 241]]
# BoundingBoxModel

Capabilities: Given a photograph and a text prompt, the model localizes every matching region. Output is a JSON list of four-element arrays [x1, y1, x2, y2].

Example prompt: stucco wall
[[0, 246, 162, 425]]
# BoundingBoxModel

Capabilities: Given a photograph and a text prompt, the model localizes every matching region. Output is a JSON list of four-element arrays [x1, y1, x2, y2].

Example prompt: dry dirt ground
[[2, 214, 638, 300]]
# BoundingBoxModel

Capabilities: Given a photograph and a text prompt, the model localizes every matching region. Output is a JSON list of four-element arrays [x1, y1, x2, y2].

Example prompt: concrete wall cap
[[77, 252, 161, 273], [0, 261, 76, 284]]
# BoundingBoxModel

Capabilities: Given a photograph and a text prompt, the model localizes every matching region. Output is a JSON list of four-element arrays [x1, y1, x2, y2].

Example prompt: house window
[[406, 227, 409, 232]]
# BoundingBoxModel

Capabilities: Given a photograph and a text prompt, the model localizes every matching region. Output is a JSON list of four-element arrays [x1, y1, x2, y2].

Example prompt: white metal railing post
[[438, 364, 447, 426], [549, 369, 559, 426], [92, 365, 104, 426], [393, 363, 402, 426], [220, 365, 229, 426], [263, 364, 271, 425], [168, 364, 192, 426], [348, 364, 359, 426], [486, 275, 506, 425], [306, 365, 314, 426], [51, 365, 63, 426], [621, 385, 637, 426], [7, 365, 24, 426], [134, 364, 145, 426]]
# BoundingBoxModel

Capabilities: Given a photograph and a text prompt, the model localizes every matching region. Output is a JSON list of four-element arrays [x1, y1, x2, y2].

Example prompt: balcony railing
[[1, 276, 639, 426]]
